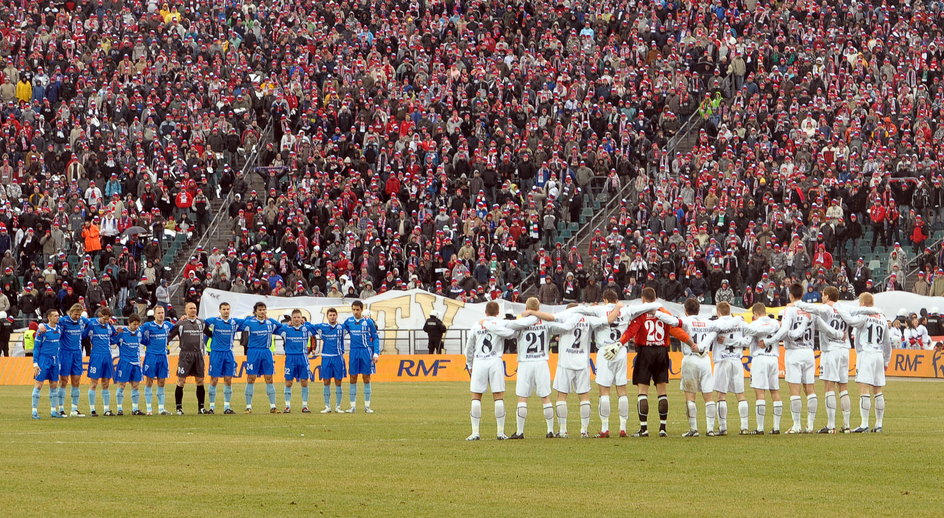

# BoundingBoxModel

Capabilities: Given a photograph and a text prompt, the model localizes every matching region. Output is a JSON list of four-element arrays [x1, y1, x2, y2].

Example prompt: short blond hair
[[859, 292, 874, 306], [525, 297, 540, 311], [716, 302, 731, 316]]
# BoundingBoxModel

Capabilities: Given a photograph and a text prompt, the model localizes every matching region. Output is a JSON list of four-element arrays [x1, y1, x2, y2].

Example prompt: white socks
[[686, 400, 697, 431], [598, 396, 610, 433], [825, 391, 836, 429], [470, 400, 482, 436], [738, 400, 748, 431], [705, 401, 716, 432], [839, 390, 851, 428], [618, 395, 629, 431], [542, 403, 554, 434], [806, 394, 818, 431], [717, 400, 728, 432], [579, 401, 591, 434], [516, 403, 527, 435], [859, 395, 871, 428], [874, 393, 885, 428], [790, 396, 802, 429], [755, 400, 766, 431], [556, 401, 568, 435], [495, 400, 506, 435]]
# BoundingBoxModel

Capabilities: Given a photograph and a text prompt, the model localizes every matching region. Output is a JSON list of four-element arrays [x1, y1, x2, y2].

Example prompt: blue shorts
[[208, 351, 237, 378], [58, 349, 84, 377], [284, 354, 312, 382], [114, 361, 143, 383], [34, 356, 60, 382], [319, 355, 347, 381], [87, 354, 115, 380], [348, 349, 375, 376], [246, 349, 274, 376], [143, 354, 169, 379]]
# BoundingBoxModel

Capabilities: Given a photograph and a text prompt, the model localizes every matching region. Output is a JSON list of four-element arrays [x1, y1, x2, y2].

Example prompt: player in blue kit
[[57, 304, 88, 417], [85, 307, 117, 416], [278, 309, 316, 413], [312, 307, 346, 413], [204, 302, 240, 414], [140, 305, 175, 415], [342, 300, 380, 413], [31, 309, 64, 419], [111, 314, 145, 416], [238, 302, 284, 413]]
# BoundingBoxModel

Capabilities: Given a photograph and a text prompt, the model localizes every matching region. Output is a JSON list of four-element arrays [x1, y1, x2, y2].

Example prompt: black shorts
[[177, 352, 206, 378], [632, 346, 670, 385]]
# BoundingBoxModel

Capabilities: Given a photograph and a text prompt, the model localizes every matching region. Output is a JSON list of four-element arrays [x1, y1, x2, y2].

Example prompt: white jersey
[[465, 316, 516, 365], [577, 302, 660, 348], [795, 302, 850, 352], [904, 325, 931, 350], [677, 315, 739, 356], [710, 316, 746, 362], [767, 304, 815, 350], [842, 309, 893, 363], [548, 314, 607, 370], [738, 316, 780, 357]]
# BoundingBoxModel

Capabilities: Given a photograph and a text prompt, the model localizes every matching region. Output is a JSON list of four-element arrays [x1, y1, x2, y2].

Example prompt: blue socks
[[88, 388, 96, 411], [208, 385, 217, 408], [284, 386, 292, 407], [265, 383, 276, 407], [364, 383, 371, 406], [116, 387, 125, 409], [31, 387, 40, 410], [336, 385, 342, 406], [323, 385, 331, 407], [223, 385, 232, 408], [145, 386, 152, 408], [59, 387, 66, 409], [245, 383, 254, 407], [102, 389, 111, 409], [71, 386, 79, 410], [301, 386, 309, 406], [131, 389, 140, 410], [349, 384, 357, 406], [156, 386, 165, 409]]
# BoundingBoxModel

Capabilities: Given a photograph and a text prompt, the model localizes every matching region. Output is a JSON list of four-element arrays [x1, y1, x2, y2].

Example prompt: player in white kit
[[838, 293, 892, 433], [465, 301, 518, 441], [530, 303, 621, 437], [703, 303, 750, 436], [574, 289, 660, 438], [483, 297, 558, 440], [738, 303, 783, 434], [762, 283, 818, 433], [674, 298, 740, 437], [796, 287, 854, 433]]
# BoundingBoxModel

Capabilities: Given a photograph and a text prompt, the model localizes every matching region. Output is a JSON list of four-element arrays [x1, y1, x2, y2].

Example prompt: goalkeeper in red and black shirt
[[620, 288, 694, 437]]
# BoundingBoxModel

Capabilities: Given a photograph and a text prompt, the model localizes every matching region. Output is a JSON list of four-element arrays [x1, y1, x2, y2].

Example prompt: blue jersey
[[204, 316, 239, 352], [238, 317, 283, 350], [312, 323, 345, 356], [84, 319, 117, 356], [111, 329, 144, 366], [342, 317, 380, 355], [58, 316, 87, 352], [140, 320, 175, 356], [279, 323, 317, 355], [35, 323, 62, 359]]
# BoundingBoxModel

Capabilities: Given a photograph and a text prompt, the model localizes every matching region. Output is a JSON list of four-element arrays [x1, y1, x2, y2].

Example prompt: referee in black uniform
[[169, 302, 207, 415]]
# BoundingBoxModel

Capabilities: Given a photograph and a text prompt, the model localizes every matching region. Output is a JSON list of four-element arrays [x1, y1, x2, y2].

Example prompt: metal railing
[[168, 117, 273, 300]]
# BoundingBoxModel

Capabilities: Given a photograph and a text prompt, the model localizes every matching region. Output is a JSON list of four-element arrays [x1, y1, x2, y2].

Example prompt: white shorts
[[820, 349, 850, 384], [712, 359, 744, 394], [594, 346, 627, 387], [553, 365, 592, 394], [679, 354, 713, 394], [785, 348, 815, 385], [470, 360, 505, 394], [855, 352, 886, 387], [750, 355, 780, 391], [516, 361, 552, 398]]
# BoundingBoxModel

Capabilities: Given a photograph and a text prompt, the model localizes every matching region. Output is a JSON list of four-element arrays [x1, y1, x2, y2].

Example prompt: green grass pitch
[[2, 380, 942, 517]]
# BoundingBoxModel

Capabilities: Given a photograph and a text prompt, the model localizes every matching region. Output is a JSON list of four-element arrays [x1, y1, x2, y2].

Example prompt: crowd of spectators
[[3, 0, 944, 329]]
